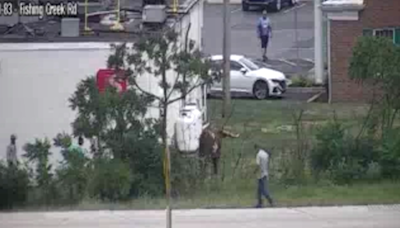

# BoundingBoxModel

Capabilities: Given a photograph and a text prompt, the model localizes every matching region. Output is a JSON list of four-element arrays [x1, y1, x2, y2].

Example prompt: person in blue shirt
[[257, 10, 272, 61]]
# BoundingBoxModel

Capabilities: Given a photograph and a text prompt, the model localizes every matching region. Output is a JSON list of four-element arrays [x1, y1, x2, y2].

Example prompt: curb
[[286, 87, 326, 94]]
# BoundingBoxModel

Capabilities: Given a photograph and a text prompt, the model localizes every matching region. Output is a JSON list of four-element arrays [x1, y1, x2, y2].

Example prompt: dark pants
[[260, 35, 269, 49], [257, 176, 274, 207]]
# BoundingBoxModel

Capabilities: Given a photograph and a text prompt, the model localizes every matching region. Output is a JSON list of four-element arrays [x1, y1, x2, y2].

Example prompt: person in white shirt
[[254, 144, 274, 208]]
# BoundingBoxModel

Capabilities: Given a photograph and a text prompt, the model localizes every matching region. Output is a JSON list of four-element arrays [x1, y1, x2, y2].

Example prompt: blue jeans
[[257, 176, 274, 207]]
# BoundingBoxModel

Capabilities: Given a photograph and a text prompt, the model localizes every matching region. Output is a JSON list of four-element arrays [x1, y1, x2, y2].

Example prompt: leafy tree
[[349, 36, 400, 135], [107, 28, 215, 222], [53, 133, 89, 203], [69, 75, 163, 197], [349, 36, 400, 180], [23, 138, 56, 204]]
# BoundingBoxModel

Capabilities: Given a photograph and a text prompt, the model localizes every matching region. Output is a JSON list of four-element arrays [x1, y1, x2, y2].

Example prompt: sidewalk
[[1, 205, 400, 228]]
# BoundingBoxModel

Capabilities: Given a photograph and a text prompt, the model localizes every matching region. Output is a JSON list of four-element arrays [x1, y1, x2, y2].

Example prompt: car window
[[230, 61, 243, 71], [239, 57, 259, 71]]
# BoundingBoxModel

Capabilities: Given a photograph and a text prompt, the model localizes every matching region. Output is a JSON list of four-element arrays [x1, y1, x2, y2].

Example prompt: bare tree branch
[[132, 79, 162, 101], [167, 78, 204, 105]]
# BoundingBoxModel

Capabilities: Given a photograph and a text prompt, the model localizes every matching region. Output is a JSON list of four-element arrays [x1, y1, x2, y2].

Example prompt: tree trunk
[[161, 53, 172, 228]]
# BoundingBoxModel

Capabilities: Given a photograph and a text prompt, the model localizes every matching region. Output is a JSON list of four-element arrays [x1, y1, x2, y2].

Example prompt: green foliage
[[107, 30, 214, 103], [310, 118, 379, 184], [111, 129, 164, 197], [23, 139, 53, 188], [170, 149, 204, 197], [289, 75, 314, 87], [23, 138, 57, 204], [69, 70, 163, 199], [89, 157, 133, 202], [54, 133, 90, 203], [349, 36, 400, 85], [349, 36, 400, 131], [310, 118, 345, 174], [106, 29, 215, 201], [0, 162, 30, 209], [378, 128, 400, 179]]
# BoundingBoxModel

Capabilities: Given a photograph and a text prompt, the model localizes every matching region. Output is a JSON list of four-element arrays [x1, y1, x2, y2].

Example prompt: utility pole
[[294, 2, 299, 61], [222, 0, 231, 118], [314, 0, 324, 85]]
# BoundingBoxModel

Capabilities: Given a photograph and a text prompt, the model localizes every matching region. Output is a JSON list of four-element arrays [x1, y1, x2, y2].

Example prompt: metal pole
[[166, 146, 171, 228], [294, 3, 299, 62], [222, 0, 231, 118], [314, 0, 324, 84]]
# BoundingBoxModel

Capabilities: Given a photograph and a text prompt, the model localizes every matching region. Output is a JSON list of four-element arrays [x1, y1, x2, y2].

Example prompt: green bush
[[108, 129, 164, 197], [378, 128, 400, 179], [170, 149, 204, 197], [53, 133, 90, 203], [310, 119, 379, 184], [23, 138, 58, 205], [289, 75, 314, 87], [89, 157, 133, 202], [310, 119, 346, 174], [0, 162, 30, 209]]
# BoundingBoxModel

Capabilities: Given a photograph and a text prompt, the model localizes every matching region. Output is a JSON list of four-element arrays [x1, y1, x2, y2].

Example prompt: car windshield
[[239, 57, 259, 71]]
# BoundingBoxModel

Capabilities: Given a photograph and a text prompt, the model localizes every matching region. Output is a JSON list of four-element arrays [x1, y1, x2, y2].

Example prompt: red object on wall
[[96, 69, 127, 94]]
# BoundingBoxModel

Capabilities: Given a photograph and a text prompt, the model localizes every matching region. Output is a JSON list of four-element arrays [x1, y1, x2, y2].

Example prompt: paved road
[[203, 2, 315, 77], [2, 205, 400, 228]]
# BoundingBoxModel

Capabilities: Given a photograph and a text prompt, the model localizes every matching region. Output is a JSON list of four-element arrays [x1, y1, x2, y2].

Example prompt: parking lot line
[[231, 7, 241, 14], [283, 3, 306, 14], [279, 58, 297, 66]]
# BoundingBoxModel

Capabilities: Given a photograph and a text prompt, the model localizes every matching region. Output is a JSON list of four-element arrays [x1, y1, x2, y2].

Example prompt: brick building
[[322, 0, 400, 102]]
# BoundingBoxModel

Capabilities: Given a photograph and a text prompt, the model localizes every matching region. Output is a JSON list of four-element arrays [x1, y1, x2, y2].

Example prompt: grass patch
[[14, 181, 400, 211]]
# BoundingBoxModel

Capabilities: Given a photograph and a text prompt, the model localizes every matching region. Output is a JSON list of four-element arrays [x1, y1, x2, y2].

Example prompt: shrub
[[289, 75, 314, 87], [310, 119, 346, 175], [23, 138, 57, 205], [0, 162, 30, 209], [378, 128, 400, 179], [310, 119, 379, 184], [53, 133, 90, 203], [88, 157, 133, 202], [170, 149, 204, 197]]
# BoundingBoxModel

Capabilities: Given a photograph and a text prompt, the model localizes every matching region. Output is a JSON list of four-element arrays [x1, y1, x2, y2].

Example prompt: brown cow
[[199, 126, 239, 175]]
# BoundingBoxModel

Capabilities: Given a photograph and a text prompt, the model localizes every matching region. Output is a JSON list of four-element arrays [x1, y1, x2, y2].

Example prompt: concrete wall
[[0, 1, 205, 164]]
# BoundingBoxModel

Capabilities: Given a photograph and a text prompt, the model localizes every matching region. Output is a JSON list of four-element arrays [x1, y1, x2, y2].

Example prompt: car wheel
[[242, 2, 249, 11], [271, 0, 282, 12], [253, 80, 269, 100]]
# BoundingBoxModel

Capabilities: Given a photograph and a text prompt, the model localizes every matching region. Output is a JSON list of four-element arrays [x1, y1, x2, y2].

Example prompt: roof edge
[[321, 3, 365, 12]]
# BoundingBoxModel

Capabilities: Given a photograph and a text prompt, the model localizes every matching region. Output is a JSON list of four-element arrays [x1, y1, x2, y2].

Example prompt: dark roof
[[0, 0, 196, 43]]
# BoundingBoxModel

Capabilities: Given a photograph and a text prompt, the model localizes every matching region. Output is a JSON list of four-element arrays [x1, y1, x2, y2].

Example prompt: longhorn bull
[[198, 126, 239, 175]]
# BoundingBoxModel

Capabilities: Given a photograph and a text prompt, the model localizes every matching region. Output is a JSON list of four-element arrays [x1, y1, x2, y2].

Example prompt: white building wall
[[0, 1, 205, 165]]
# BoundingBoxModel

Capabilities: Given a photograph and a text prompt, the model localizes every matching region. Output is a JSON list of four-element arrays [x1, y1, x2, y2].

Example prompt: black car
[[242, 0, 297, 12]]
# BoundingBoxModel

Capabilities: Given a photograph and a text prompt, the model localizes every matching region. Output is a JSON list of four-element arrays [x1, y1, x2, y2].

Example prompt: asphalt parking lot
[[203, 1, 315, 78]]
